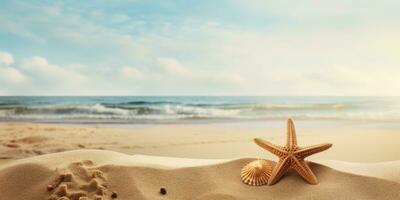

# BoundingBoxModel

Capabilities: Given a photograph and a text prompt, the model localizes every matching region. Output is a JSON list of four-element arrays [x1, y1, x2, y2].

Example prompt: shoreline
[[2, 118, 400, 129]]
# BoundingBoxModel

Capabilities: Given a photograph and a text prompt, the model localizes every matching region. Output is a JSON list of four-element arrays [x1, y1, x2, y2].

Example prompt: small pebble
[[159, 187, 167, 195], [46, 185, 54, 191], [111, 192, 118, 198]]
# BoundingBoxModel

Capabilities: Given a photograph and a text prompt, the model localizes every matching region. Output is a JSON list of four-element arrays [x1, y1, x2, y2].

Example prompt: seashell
[[240, 159, 272, 186]]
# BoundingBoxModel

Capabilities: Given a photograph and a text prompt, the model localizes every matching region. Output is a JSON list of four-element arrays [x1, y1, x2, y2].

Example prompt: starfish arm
[[294, 143, 332, 158], [292, 158, 318, 185], [254, 138, 286, 157], [268, 156, 290, 185], [286, 118, 297, 148]]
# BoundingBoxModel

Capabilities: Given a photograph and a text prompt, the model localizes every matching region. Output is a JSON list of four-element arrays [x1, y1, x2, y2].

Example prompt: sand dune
[[320, 160, 400, 183], [0, 150, 399, 200]]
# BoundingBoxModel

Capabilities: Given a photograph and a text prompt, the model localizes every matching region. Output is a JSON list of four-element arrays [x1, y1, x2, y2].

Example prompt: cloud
[[0, 51, 26, 84], [158, 58, 192, 77], [0, 67, 26, 83], [158, 57, 244, 85], [303, 64, 400, 95], [0, 52, 14, 66], [121, 66, 144, 80], [22, 56, 87, 83], [1, 1, 400, 95]]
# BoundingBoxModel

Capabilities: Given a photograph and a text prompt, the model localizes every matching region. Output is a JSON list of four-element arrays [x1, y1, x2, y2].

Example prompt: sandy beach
[[0, 121, 399, 199], [1, 121, 400, 161], [2, 0, 400, 198]]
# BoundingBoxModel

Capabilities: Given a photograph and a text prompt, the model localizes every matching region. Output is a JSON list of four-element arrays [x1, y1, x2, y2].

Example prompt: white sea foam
[[1, 97, 400, 123]]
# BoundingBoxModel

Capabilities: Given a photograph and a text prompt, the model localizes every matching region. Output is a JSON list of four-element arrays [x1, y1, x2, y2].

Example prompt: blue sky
[[0, 0, 399, 95]]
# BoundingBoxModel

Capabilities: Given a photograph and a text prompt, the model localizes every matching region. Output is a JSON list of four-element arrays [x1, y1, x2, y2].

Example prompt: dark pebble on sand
[[111, 192, 118, 198], [159, 187, 167, 195]]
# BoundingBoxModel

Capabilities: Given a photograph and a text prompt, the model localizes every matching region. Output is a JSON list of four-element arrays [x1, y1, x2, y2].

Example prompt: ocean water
[[0, 96, 399, 124]]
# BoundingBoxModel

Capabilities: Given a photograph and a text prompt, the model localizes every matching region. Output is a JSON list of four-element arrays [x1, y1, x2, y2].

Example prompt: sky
[[0, 0, 400, 96]]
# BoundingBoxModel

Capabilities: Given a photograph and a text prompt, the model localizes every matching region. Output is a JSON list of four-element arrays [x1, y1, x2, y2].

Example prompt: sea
[[0, 96, 399, 124]]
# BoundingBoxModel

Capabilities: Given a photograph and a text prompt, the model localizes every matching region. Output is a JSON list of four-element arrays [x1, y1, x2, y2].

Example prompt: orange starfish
[[254, 118, 332, 185]]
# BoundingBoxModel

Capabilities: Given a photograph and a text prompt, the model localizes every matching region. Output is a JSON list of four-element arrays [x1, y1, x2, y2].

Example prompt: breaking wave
[[0, 100, 399, 122]]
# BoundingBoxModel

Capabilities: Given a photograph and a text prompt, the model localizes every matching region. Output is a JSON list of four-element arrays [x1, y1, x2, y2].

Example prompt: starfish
[[254, 118, 332, 185]]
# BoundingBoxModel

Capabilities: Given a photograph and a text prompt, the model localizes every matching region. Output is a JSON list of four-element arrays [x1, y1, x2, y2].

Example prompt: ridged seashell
[[241, 159, 272, 186]]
